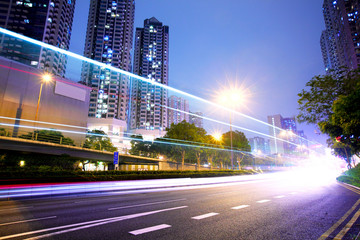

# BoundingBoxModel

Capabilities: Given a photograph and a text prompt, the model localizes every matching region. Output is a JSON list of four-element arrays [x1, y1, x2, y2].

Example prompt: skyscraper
[[0, 0, 76, 77], [249, 137, 271, 155], [267, 114, 306, 156], [82, 0, 135, 121], [189, 111, 204, 129], [321, 0, 360, 72], [167, 95, 189, 128], [131, 17, 169, 132]]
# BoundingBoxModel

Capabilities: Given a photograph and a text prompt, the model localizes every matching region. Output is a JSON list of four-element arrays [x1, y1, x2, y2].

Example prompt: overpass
[[0, 136, 163, 165]]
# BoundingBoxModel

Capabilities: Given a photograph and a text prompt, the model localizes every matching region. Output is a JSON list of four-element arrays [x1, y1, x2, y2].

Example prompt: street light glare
[[42, 73, 52, 83], [212, 132, 222, 141]]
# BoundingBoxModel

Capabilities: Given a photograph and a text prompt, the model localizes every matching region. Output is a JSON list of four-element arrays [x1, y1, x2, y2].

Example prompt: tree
[[83, 130, 117, 152], [19, 129, 75, 146], [298, 68, 360, 167], [298, 68, 359, 124], [163, 121, 207, 169], [222, 130, 251, 169]]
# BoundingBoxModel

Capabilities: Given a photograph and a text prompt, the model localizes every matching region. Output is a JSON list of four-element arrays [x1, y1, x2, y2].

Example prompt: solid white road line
[[274, 195, 285, 199], [256, 200, 270, 203], [0, 206, 188, 240], [129, 224, 171, 235], [0, 216, 56, 227], [108, 198, 186, 210], [231, 205, 250, 210], [191, 212, 219, 220]]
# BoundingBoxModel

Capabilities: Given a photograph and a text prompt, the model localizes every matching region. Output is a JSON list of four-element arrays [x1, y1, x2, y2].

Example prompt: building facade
[[267, 114, 307, 156], [0, 56, 91, 144], [82, 0, 135, 121], [189, 111, 203, 129], [249, 137, 271, 155], [167, 95, 189, 128], [321, 0, 360, 72], [0, 0, 76, 77], [131, 17, 169, 131]]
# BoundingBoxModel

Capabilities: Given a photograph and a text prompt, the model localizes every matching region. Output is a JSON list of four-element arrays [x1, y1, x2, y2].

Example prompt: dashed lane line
[[274, 195, 285, 199], [108, 198, 186, 210], [0, 206, 188, 240], [129, 224, 171, 235], [192, 212, 219, 220], [256, 200, 271, 203], [231, 205, 250, 210]]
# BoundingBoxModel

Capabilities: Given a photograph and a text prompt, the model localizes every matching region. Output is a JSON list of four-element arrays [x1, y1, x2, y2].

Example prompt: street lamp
[[212, 131, 223, 142], [35, 73, 52, 122], [218, 89, 244, 170]]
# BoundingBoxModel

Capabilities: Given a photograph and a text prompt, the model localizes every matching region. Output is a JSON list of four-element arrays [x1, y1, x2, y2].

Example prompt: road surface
[[0, 173, 359, 240]]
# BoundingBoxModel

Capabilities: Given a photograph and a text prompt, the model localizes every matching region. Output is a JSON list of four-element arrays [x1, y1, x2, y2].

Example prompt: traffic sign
[[114, 152, 119, 165]]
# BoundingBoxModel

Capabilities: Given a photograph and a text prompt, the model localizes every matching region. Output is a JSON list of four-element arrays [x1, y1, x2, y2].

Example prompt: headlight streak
[[159, 104, 311, 150], [0, 116, 249, 150], [0, 122, 259, 156], [0, 27, 321, 148]]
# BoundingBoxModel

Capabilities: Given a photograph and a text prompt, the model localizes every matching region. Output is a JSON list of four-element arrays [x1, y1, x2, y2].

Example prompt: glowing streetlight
[[217, 88, 245, 170], [212, 131, 223, 142], [35, 73, 52, 122]]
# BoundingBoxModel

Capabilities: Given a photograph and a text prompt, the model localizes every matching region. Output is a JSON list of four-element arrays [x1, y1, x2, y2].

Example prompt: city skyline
[[67, 0, 327, 144]]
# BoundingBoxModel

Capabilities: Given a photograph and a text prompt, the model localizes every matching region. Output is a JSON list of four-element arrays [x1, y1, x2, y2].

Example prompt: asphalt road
[[0, 174, 359, 240]]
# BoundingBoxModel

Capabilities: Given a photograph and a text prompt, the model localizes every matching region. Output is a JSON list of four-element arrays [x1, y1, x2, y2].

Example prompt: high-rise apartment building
[[267, 114, 306, 156], [131, 17, 169, 131], [189, 111, 204, 129], [321, 0, 360, 72], [0, 0, 76, 77], [167, 95, 189, 128], [82, 0, 135, 121], [249, 137, 270, 155]]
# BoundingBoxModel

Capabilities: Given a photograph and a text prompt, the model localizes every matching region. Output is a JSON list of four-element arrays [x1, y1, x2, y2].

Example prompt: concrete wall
[[0, 57, 91, 145]]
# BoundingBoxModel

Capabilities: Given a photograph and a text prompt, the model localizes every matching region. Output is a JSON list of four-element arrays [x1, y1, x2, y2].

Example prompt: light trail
[[0, 27, 322, 148]]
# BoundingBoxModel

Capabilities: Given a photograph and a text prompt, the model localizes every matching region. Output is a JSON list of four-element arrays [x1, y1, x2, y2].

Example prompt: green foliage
[[298, 68, 360, 166], [83, 129, 117, 152], [163, 121, 207, 167], [337, 164, 360, 188], [19, 129, 75, 146], [298, 68, 359, 124], [0, 128, 10, 137], [0, 150, 78, 170], [129, 135, 159, 157]]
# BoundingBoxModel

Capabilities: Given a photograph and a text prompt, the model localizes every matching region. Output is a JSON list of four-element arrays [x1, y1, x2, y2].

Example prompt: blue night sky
[[68, 0, 327, 144]]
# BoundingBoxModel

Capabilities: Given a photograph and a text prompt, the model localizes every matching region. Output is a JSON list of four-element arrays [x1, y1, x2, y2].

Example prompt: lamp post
[[211, 131, 223, 169], [218, 90, 242, 170], [35, 73, 52, 122]]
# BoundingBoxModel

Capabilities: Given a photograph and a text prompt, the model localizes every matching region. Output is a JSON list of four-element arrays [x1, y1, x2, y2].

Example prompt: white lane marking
[[274, 195, 285, 199], [191, 212, 219, 220], [290, 192, 298, 195], [231, 205, 250, 210], [108, 198, 186, 210], [129, 224, 171, 235], [0, 216, 56, 227], [0, 206, 33, 212], [208, 191, 235, 196], [0, 206, 188, 240], [257, 200, 270, 203]]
